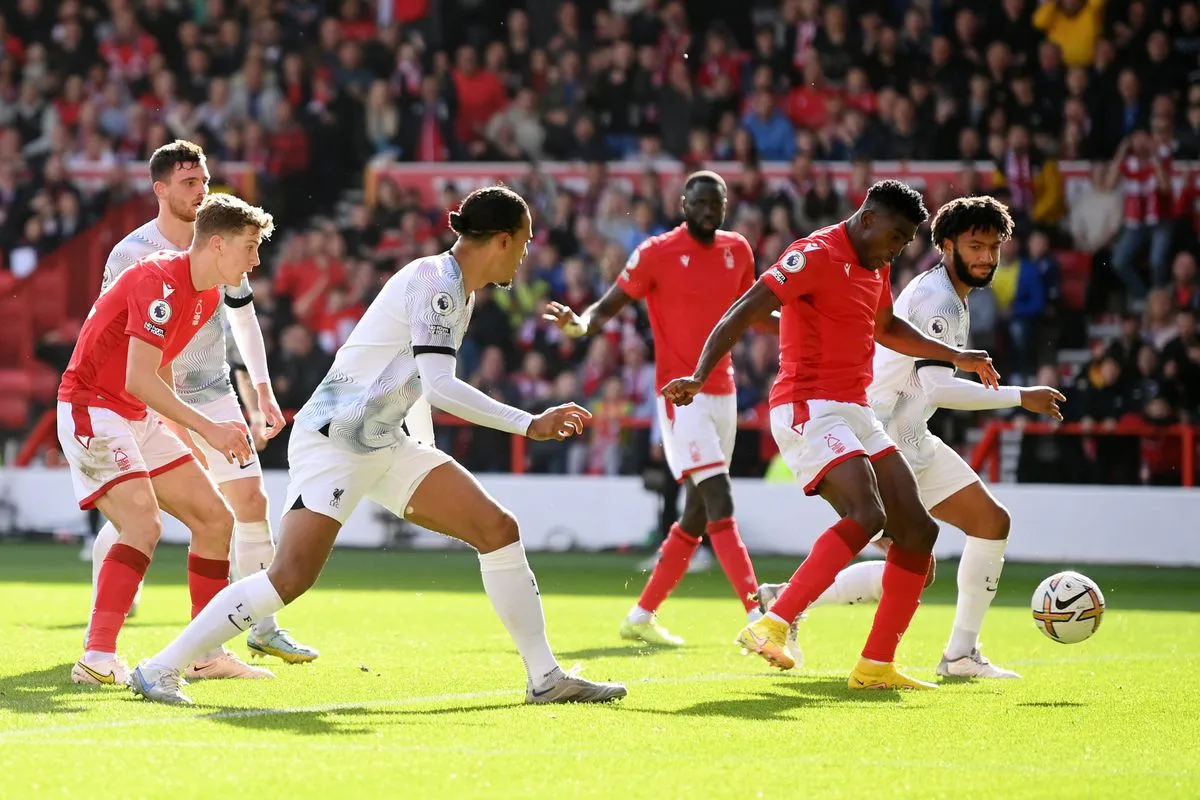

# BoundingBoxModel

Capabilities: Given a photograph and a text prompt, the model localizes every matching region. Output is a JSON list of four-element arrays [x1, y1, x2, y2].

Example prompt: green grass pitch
[[1, 542, 1197, 799]]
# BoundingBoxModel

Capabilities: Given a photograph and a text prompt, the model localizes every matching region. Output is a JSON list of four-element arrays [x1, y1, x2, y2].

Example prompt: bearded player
[[664, 180, 1001, 690], [86, 141, 317, 674], [545, 171, 773, 646], [758, 195, 1065, 678], [60, 194, 266, 685]]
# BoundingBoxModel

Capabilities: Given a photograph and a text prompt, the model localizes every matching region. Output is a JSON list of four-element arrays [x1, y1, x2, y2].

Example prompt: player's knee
[[473, 506, 520, 553], [266, 560, 314, 604], [119, 513, 164, 552], [234, 487, 269, 522], [986, 505, 1012, 541], [191, 498, 235, 549], [847, 501, 886, 537], [905, 514, 939, 553], [701, 486, 734, 521]]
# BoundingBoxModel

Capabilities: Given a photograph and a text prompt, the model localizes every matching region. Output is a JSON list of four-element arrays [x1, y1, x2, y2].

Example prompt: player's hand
[[172, 424, 209, 470], [254, 382, 287, 442], [953, 350, 1001, 389], [200, 419, 253, 465], [542, 302, 587, 338], [661, 377, 703, 406], [527, 403, 592, 441], [1019, 386, 1066, 421]]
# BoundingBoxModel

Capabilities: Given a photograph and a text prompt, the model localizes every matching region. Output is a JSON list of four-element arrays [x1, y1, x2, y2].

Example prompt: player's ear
[[860, 208, 876, 229]]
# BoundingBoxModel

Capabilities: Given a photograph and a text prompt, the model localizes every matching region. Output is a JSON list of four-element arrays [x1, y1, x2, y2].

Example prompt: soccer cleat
[[525, 665, 627, 704], [848, 658, 938, 690], [71, 655, 131, 686], [936, 647, 1021, 679], [129, 663, 193, 705], [619, 616, 685, 647], [247, 628, 320, 664], [735, 615, 794, 670], [186, 649, 275, 680], [754, 583, 805, 669]]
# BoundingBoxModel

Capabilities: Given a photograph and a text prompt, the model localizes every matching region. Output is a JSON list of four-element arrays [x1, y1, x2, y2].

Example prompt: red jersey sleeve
[[877, 265, 894, 311], [124, 273, 177, 349], [760, 242, 822, 303], [616, 240, 655, 299], [737, 236, 756, 295]]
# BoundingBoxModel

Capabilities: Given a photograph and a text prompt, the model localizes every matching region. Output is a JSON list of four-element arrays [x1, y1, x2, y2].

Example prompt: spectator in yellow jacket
[[1033, 0, 1105, 67]]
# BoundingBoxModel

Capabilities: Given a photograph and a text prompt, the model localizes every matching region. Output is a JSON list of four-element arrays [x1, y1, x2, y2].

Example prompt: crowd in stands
[[1, 0, 1199, 486]]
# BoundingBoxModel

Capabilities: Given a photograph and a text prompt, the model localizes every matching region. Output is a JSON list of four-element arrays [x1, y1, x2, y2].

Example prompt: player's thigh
[[392, 455, 518, 554], [269, 508, 343, 603], [151, 459, 235, 559], [658, 394, 728, 484], [872, 450, 939, 551], [92, 477, 162, 556], [771, 401, 876, 504], [218, 474, 270, 522], [929, 475, 1011, 542]]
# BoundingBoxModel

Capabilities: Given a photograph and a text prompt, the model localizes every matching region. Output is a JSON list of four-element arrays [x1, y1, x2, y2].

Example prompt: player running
[[663, 180, 1001, 690], [59, 193, 269, 686], [544, 171, 770, 646], [128, 186, 628, 706], [758, 195, 1065, 679], [87, 140, 316, 677]]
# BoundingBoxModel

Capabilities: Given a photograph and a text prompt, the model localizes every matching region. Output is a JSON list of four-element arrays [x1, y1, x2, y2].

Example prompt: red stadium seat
[[1055, 251, 1092, 311], [27, 360, 61, 403], [26, 267, 70, 337], [0, 294, 33, 368], [0, 369, 32, 431]]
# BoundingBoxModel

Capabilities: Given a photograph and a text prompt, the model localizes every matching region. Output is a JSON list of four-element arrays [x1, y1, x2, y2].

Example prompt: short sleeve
[[406, 263, 470, 355], [759, 242, 821, 303], [616, 240, 655, 299], [223, 275, 254, 308], [124, 273, 177, 349], [737, 236, 756, 294], [905, 281, 967, 349]]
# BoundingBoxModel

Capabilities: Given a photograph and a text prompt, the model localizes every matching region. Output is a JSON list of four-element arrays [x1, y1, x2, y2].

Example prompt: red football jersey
[[58, 250, 222, 420], [617, 225, 755, 395], [760, 222, 893, 408]]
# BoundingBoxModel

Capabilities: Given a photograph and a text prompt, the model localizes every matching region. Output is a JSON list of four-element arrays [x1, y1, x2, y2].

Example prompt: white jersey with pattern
[[867, 265, 969, 469], [294, 252, 475, 454], [101, 219, 252, 405]]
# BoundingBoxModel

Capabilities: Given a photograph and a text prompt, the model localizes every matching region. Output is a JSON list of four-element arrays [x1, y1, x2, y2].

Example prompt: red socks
[[767, 518, 872, 623], [862, 544, 931, 663], [87, 543, 151, 653], [637, 524, 700, 613], [707, 518, 758, 611], [187, 553, 230, 619]]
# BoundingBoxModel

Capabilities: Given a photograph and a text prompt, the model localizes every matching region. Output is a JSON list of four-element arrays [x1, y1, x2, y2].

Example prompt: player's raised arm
[[874, 300, 1001, 389], [662, 281, 781, 406], [544, 270, 636, 338]]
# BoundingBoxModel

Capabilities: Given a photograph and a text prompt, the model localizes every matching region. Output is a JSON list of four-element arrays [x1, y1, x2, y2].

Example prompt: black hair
[[149, 139, 206, 183], [684, 170, 727, 195], [448, 185, 529, 240], [864, 179, 929, 226], [929, 195, 1015, 253]]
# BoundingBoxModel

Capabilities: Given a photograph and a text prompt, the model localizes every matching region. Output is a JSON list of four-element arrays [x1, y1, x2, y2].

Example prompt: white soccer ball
[[1030, 571, 1106, 644]]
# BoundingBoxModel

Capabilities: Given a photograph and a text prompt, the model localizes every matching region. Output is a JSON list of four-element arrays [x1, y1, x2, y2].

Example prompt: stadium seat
[[27, 361, 61, 403], [1056, 251, 1092, 311], [0, 369, 32, 431], [26, 267, 69, 337], [0, 295, 33, 369]]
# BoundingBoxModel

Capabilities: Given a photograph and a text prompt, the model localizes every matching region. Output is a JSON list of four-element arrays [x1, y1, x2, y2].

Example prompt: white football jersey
[[295, 252, 475, 454], [867, 265, 969, 468], [101, 219, 252, 405]]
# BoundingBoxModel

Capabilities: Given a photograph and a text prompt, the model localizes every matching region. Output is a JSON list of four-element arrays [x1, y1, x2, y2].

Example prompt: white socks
[[809, 559, 886, 609], [148, 571, 285, 672], [946, 537, 1008, 660], [478, 541, 560, 687], [233, 520, 279, 636]]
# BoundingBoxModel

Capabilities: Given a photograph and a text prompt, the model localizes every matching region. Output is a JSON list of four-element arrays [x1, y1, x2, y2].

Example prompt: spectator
[[1170, 252, 1200, 311], [1109, 130, 1174, 301], [619, 336, 656, 420], [586, 374, 633, 475], [1032, 0, 1104, 68], [272, 323, 334, 411], [741, 89, 794, 162]]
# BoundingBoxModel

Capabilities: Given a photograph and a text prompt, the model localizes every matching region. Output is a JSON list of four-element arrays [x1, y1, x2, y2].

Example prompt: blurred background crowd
[[1, 0, 1198, 488]]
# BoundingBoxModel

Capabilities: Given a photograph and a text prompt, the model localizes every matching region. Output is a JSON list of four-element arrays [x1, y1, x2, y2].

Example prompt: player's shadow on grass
[[1015, 701, 1086, 708], [202, 701, 520, 737], [553, 644, 697, 660], [0, 662, 97, 718], [624, 677, 912, 721]]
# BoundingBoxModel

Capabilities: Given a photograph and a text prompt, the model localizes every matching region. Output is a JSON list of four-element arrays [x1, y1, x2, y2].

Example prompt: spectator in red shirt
[[786, 51, 835, 132], [1109, 129, 1175, 301], [451, 45, 507, 147], [99, 9, 158, 82]]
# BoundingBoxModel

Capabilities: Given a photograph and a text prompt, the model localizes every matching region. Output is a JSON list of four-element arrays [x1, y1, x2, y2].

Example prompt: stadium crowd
[[1, 0, 1199, 486]]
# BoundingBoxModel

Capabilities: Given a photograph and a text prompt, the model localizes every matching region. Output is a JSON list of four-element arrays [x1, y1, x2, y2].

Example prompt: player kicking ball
[[757, 196, 1065, 679], [87, 140, 316, 676], [129, 186, 627, 706], [664, 181, 1001, 691], [59, 194, 271, 686], [544, 171, 772, 646]]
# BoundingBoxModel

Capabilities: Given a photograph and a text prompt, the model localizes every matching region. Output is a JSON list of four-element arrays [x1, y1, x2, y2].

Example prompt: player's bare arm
[[874, 302, 1001, 388], [663, 282, 781, 406], [1018, 386, 1067, 421], [543, 283, 633, 338], [126, 337, 252, 464]]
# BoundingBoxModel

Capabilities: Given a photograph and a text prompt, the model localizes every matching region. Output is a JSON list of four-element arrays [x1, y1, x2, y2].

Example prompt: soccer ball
[[1031, 571, 1105, 644]]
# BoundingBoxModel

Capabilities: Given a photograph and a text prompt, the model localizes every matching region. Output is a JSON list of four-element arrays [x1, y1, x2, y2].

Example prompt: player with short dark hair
[[545, 171, 773, 645], [129, 186, 627, 706], [664, 180, 1000, 690], [761, 196, 1065, 679], [59, 192, 270, 686]]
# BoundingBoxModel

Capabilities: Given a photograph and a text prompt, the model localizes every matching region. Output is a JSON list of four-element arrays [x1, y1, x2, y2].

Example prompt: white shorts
[[902, 434, 980, 511], [770, 400, 898, 496], [56, 401, 194, 510], [283, 426, 454, 525], [656, 392, 737, 484], [190, 393, 262, 484]]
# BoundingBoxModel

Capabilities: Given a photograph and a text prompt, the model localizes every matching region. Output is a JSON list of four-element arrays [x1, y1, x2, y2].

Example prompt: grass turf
[[1, 542, 1197, 799]]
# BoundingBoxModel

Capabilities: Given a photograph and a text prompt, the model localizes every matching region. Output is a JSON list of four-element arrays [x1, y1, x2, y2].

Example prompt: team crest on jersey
[[927, 316, 948, 337], [148, 299, 172, 325], [192, 299, 204, 326], [723, 247, 735, 269], [780, 250, 806, 273], [625, 246, 642, 270], [431, 292, 455, 315]]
